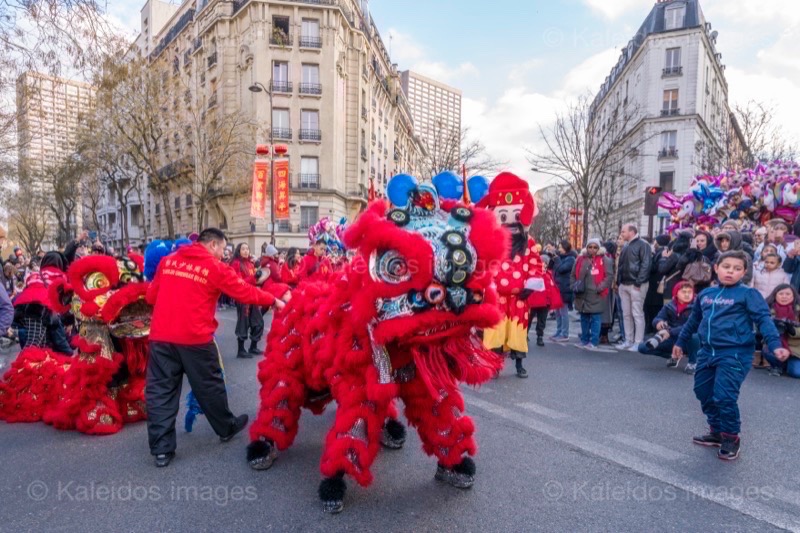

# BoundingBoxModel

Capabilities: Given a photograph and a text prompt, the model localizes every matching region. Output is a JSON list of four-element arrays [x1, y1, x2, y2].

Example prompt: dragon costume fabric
[[246, 174, 508, 513], [0, 255, 152, 435]]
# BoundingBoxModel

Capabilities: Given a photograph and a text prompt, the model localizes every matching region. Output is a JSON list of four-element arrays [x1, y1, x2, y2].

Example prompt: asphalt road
[[1, 309, 799, 532]]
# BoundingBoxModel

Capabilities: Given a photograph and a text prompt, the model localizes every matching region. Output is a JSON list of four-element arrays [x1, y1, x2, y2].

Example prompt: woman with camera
[[638, 280, 700, 374], [571, 238, 614, 351], [230, 243, 269, 359]]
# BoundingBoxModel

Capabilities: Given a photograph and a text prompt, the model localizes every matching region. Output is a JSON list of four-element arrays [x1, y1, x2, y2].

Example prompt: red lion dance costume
[[246, 174, 507, 513], [477, 172, 552, 377], [0, 255, 152, 435]]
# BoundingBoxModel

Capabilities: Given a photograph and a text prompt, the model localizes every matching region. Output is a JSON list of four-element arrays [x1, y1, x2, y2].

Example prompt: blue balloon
[[468, 176, 489, 203], [432, 171, 463, 200], [386, 174, 418, 208]]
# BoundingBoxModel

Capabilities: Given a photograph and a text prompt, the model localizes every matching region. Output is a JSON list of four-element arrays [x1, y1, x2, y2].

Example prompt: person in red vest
[[145, 228, 286, 468], [280, 247, 302, 288]]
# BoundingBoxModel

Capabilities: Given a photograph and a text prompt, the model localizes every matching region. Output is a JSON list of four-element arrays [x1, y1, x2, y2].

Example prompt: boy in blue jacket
[[673, 251, 790, 460]]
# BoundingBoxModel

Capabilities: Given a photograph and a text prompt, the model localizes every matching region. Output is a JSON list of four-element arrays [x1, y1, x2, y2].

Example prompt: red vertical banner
[[251, 159, 269, 219], [273, 158, 290, 220]]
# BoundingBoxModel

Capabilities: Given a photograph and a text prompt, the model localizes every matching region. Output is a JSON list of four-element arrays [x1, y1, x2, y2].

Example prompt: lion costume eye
[[375, 251, 412, 284], [85, 272, 110, 291]]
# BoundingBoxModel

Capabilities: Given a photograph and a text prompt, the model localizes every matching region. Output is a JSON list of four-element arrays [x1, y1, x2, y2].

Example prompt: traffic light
[[644, 186, 663, 216]]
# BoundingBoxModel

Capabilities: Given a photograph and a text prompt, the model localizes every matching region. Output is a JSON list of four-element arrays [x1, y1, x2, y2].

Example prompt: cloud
[[582, 0, 650, 20], [387, 28, 479, 85]]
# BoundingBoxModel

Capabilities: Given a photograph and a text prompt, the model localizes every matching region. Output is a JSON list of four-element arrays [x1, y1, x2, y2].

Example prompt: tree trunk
[[582, 196, 590, 246], [159, 189, 175, 239], [198, 198, 207, 231]]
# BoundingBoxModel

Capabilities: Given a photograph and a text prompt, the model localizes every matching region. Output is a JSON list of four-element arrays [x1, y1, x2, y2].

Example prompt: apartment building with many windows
[[400, 70, 462, 175], [588, 0, 747, 236], [15, 71, 92, 246], [138, 0, 424, 249]]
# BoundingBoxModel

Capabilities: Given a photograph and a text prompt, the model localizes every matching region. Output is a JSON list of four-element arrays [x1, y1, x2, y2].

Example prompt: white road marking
[[465, 395, 800, 532], [608, 433, 688, 461], [516, 402, 570, 420]]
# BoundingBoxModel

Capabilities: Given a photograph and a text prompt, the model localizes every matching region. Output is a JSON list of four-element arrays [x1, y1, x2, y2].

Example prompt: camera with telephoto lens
[[255, 269, 264, 280], [645, 331, 669, 350], [773, 318, 799, 337]]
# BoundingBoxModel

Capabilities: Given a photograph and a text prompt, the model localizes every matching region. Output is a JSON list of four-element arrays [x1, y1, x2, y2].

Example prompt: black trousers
[[527, 307, 549, 338], [146, 341, 235, 455], [235, 304, 264, 342]]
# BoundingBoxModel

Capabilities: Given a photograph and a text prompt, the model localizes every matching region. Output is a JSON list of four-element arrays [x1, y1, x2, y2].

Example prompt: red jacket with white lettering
[[147, 243, 277, 345]]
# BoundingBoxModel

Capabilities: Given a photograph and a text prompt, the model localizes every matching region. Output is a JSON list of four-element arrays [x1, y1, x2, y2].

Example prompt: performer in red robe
[[478, 172, 548, 378]]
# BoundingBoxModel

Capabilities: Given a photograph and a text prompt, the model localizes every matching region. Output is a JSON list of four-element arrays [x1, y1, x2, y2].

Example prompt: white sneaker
[[614, 342, 631, 350], [628, 344, 640, 352], [584, 344, 599, 351]]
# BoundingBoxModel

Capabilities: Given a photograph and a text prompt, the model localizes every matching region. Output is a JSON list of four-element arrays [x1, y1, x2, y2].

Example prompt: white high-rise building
[[588, 0, 747, 236], [400, 70, 462, 176], [16, 71, 92, 246]]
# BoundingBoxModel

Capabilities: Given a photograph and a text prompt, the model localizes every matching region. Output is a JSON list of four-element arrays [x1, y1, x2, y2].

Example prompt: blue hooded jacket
[[677, 282, 782, 356]]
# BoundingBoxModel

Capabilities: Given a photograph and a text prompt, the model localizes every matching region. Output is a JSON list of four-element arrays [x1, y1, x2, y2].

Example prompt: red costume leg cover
[[318, 366, 396, 487], [249, 305, 307, 450], [43, 354, 124, 435], [400, 378, 476, 468], [0, 348, 69, 423]]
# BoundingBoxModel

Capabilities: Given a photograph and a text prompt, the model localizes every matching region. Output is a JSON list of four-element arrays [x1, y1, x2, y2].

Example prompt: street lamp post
[[248, 81, 276, 245]]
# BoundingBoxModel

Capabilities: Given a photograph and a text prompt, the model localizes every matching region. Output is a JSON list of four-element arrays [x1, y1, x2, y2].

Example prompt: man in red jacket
[[145, 228, 285, 467], [299, 236, 333, 281]]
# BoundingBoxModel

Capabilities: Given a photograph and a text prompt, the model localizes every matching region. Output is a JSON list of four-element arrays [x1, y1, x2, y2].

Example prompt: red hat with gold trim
[[476, 172, 537, 226]]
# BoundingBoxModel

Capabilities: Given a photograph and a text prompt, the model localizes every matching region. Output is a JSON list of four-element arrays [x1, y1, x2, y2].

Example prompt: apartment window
[[271, 108, 291, 140], [185, 194, 193, 207], [661, 131, 677, 150], [300, 19, 321, 47], [174, 196, 181, 209], [300, 64, 321, 94], [665, 48, 681, 69], [664, 4, 686, 30], [659, 131, 678, 158], [300, 157, 320, 189], [659, 171, 675, 193], [301, 110, 319, 130], [272, 62, 291, 93], [662, 89, 679, 115], [300, 206, 318, 230], [272, 16, 290, 40], [300, 110, 320, 141]]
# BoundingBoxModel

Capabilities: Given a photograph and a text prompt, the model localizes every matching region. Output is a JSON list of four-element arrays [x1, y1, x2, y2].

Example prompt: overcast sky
[[108, 0, 800, 190]]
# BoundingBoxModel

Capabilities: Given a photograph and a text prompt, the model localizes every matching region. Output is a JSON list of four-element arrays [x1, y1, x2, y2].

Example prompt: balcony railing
[[299, 174, 321, 189], [299, 36, 322, 48], [299, 129, 322, 141], [299, 83, 322, 95], [662, 66, 683, 77], [207, 52, 217, 68], [270, 32, 293, 46], [658, 148, 679, 159], [272, 127, 292, 140], [270, 81, 293, 93], [660, 108, 680, 117]]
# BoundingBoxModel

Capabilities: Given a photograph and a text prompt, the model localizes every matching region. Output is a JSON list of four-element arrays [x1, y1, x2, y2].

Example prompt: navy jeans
[[693, 349, 753, 435], [637, 334, 699, 363], [580, 313, 601, 346], [763, 347, 800, 378], [554, 304, 570, 337]]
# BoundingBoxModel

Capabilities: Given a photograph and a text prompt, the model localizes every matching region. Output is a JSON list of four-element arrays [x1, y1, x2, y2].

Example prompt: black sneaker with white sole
[[718, 434, 740, 461], [692, 431, 722, 447], [155, 452, 175, 467]]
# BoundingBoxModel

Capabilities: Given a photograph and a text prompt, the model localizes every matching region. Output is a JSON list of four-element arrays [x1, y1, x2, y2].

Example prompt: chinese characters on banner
[[274, 158, 290, 220], [251, 159, 269, 219]]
